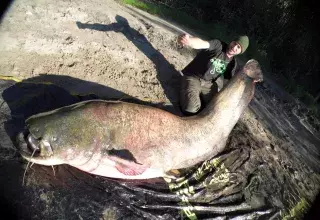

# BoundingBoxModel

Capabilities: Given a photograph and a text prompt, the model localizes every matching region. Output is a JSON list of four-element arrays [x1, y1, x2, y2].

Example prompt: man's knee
[[180, 99, 201, 114]]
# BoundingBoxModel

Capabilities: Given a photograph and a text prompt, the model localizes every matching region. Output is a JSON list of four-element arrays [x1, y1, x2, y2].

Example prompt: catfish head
[[17, 102, 109, 166], [242, 59, 263, 82]]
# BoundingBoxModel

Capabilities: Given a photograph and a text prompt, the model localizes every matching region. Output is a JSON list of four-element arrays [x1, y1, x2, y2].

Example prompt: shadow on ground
[[76, 15, 182, 111]]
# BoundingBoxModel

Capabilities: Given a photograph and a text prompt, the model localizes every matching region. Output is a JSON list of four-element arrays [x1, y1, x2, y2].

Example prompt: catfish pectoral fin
[[107, 155, 148, 176], [115, 162, 147, 176]]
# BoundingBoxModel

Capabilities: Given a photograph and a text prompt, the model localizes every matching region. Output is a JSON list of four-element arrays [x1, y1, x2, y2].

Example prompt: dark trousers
[[180, 75, 218, 114]]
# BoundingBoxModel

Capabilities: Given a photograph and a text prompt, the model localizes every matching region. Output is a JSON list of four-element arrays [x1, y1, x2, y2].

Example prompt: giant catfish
[[17, 59, 263, 179]]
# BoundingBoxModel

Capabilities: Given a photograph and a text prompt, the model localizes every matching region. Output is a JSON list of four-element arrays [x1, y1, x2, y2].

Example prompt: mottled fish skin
[[18, 60, 262, 179]]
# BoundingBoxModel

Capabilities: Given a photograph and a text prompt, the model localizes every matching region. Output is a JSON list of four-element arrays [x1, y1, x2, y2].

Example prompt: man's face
[[227, 41, 242, 55]]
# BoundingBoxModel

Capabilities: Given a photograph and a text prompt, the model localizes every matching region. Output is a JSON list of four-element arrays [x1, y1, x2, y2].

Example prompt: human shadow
[[76, 15, 182, 113]]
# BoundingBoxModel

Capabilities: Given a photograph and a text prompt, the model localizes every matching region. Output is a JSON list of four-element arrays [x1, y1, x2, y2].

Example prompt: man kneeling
[[178, 34, 249, 115]]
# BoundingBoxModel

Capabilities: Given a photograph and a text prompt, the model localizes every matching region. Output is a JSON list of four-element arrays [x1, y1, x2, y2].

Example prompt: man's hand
[[177, 34, 210, 49], [178, 34, 190, 47]]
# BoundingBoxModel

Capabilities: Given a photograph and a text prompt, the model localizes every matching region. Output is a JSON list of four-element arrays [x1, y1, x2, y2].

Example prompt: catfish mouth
[[17, 131, 57, 165], [243, 59, 263, 82]]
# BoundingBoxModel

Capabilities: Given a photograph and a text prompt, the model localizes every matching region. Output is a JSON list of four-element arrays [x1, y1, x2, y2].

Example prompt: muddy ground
[[0, 0, 319, 219]]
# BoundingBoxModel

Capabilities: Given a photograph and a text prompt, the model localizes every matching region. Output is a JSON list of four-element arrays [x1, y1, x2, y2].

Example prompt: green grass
[[123, 0, 159, 14]]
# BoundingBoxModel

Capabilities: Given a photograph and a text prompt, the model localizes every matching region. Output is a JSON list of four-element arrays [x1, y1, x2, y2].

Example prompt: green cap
[[234, 35, 249, 54]]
